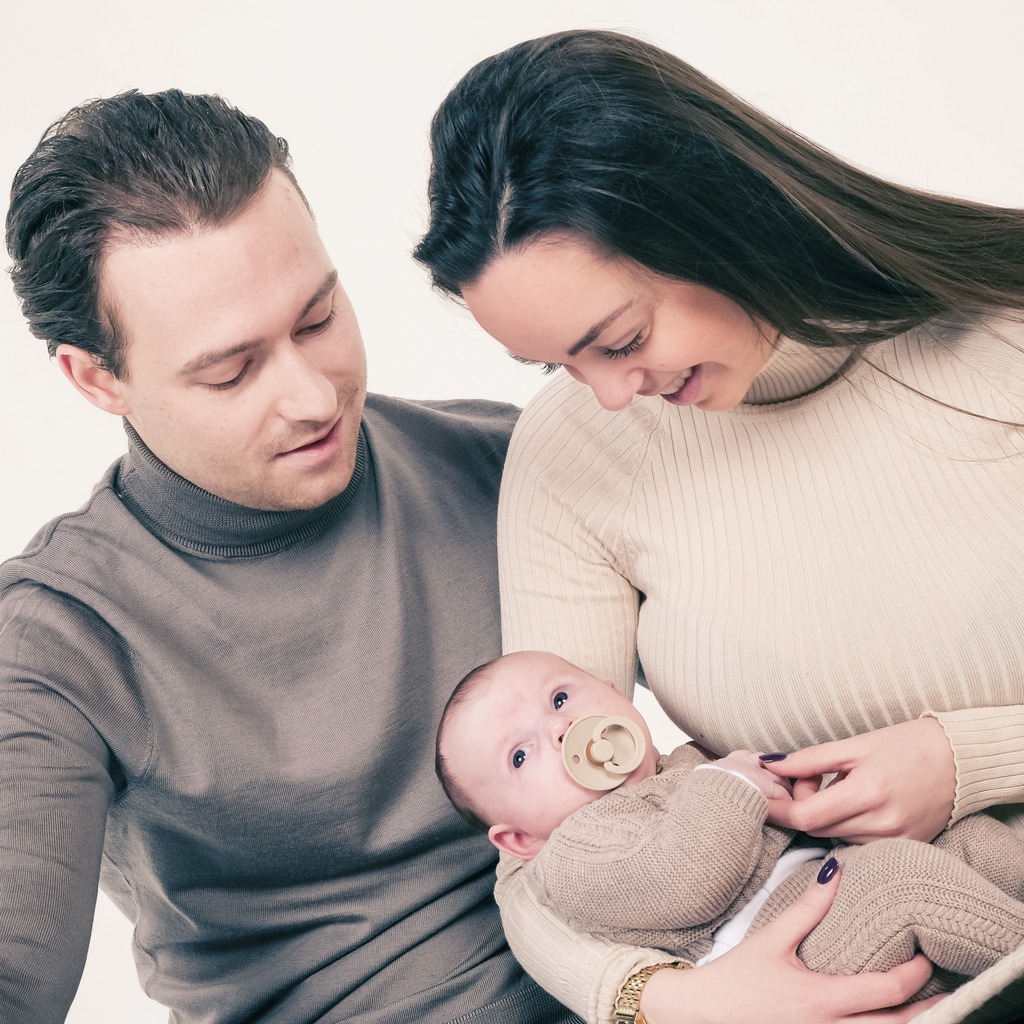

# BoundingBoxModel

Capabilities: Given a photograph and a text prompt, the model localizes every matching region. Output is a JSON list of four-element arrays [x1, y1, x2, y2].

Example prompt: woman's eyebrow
[[566, 300, 635, 357]]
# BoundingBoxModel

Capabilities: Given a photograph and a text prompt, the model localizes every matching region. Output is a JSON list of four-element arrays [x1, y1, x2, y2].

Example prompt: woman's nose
[[569, 363, 643, 411]]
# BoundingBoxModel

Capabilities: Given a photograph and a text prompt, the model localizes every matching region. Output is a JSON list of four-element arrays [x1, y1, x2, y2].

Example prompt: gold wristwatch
[[612, 961, 690, 1024]]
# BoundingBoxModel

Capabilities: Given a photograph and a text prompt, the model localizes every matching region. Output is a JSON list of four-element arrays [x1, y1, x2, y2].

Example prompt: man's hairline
[[94, 169, 303, 381]]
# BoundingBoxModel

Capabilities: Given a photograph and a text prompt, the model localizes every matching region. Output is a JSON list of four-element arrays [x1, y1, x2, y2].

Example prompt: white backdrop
[[1, 1, 1021, 1020]]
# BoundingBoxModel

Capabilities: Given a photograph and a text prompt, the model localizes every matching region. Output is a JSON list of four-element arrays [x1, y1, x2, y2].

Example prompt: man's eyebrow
[[178, 271, 339, 376], [566, 300, 635, 357], [178, 340, 260, 377], [297, 270, 339, 322]]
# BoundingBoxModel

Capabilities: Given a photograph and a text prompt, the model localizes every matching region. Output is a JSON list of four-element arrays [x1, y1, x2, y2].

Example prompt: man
[[1, 89, 577, 1024]]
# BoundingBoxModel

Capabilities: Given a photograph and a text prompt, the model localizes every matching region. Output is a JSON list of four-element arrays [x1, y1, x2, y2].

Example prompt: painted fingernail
[[759, 753, 787, 763], [817, 857, 838, 884]]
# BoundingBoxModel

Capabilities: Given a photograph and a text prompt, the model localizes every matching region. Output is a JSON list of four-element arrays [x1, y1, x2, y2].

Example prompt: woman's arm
[[498, 376, 652, 690], [497, 853, 942, 1024], [638, 865, 942, 1024], [764, 709, 1024, 843]]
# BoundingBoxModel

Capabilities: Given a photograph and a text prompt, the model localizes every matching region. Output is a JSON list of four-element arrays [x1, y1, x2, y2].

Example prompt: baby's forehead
[[495, 651, 569, 680]]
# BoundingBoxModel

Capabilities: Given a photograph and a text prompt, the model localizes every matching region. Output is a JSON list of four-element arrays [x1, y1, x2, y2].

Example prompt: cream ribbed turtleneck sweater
[[494, 315, 1024, 1024]]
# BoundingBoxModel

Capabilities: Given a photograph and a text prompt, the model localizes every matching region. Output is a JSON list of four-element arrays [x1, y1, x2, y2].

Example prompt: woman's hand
[[761, 718, 956, 843], [637, 863, 944, 1023]]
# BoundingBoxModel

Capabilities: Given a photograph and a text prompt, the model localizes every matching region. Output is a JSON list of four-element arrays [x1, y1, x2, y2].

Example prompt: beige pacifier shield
[[562, 715, 646, 791]]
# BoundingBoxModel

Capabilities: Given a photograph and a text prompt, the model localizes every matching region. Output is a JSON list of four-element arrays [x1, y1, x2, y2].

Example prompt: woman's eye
[[509, 351, 562, 376], [553, 691, 568, 710], [604, 333, 643, 360], [512, 749, 527, 769]]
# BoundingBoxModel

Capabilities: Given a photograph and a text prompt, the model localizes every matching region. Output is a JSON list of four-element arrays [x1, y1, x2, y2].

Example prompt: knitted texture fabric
[[495, 315, 1024, 1024], [753, 816, 1024, 995], [530, 743, 1024, 995], [0, 396, 579, 1024]]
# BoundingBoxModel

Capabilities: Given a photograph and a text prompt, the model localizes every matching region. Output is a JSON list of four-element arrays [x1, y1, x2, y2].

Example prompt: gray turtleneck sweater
[[0, 393, 576, 1024]]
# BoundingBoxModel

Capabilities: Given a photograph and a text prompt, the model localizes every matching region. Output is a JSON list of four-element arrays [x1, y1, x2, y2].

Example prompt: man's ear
[[488, 823, 546, 861], [55, 343, 131, 416]]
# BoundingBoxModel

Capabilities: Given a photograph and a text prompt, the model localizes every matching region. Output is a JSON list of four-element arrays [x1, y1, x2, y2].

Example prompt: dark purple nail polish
[[817, 857, 838, 884], [759, 753, 787, 763]]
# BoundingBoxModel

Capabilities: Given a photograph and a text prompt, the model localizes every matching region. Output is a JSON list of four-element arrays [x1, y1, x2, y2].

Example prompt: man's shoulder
[[1, 459, 125, 593], [362, 393, 520, 465], [364, 392, 519, 435]]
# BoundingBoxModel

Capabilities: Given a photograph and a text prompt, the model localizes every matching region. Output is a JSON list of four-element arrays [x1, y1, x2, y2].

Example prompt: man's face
[[97, 171, 367, 511]]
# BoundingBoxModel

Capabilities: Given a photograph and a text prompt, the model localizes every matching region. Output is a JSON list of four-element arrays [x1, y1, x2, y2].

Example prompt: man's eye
[[553, 691, 568, 710], [205, 364, 250, 391], [299, 310, 337, 336], [512, 749, 527, 769]]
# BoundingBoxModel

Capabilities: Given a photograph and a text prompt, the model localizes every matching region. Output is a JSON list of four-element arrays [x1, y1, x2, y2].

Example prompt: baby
[[435, 650, 1024, 993]]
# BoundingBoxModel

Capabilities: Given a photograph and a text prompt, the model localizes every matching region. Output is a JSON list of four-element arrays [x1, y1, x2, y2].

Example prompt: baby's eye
[[553, 691, 568, 710], [512, 749, 527, 769]]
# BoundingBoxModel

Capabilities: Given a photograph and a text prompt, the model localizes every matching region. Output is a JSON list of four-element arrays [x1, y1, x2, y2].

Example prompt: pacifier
[[561, 715, 647, 791]]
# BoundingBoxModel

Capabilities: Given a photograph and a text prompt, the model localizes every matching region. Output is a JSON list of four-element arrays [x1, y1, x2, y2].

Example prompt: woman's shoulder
[[517, 372, 662, 433], [509, 373, 667, 470], [882, 312, 1024, 421]]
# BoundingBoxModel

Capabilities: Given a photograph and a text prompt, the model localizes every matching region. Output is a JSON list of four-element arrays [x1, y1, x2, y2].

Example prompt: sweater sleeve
[[925, 706, 1024, 823], [0, 584, 127, 1023], [533, 754, 773, 935], [494, 854, 676, 1024], [496, 382, 682, 1023], [498, 376, 658, 693]]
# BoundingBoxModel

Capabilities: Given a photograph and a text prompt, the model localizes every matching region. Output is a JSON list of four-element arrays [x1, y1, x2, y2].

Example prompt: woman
[[414, 29, 1024, 1024]]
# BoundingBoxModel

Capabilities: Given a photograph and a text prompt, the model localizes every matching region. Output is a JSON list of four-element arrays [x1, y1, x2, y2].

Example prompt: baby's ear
[[488, 823, 545, 861]]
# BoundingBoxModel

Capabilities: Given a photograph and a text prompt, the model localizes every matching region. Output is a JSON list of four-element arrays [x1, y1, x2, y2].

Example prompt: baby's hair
[[435, 657, 504, 833]]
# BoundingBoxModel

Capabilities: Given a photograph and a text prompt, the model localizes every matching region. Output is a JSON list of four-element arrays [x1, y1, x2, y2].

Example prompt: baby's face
[[444, 651, 658, 858]]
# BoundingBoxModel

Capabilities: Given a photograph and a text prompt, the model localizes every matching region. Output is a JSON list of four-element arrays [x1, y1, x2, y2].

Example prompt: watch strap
[[612, 961, 690, 1024]]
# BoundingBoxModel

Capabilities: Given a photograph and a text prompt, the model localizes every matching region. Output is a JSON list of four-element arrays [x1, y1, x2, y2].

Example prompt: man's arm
[[0, 586, 120, 1021]]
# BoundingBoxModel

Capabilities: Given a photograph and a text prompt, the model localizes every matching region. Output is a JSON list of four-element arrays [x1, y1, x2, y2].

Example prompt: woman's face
[[462, 233, 777, 412]]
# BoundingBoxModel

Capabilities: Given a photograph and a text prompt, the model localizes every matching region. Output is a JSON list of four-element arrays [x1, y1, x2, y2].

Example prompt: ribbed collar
[[113, 421, 368, 559], [742, 336, 859, 406]]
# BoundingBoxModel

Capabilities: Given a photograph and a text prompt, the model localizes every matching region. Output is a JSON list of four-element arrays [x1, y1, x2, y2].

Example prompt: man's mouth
[[278, 417, 341, 457]]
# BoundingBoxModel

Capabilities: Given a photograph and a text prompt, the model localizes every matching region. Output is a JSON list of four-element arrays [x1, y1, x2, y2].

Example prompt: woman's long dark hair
[[414, 29, 1024, 348]]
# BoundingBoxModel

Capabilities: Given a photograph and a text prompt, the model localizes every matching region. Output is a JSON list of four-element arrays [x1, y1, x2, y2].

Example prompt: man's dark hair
[[6, 89, 303, 378]]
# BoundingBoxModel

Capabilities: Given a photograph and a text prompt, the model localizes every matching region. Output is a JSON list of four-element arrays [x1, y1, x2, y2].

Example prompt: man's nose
[[273, 345, 338, 422]]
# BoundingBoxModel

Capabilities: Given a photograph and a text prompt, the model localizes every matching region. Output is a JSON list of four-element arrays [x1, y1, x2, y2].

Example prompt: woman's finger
[[748, 856, 842, 953], [767, 780, 874, 834], [825, 955, 939, 1019]]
